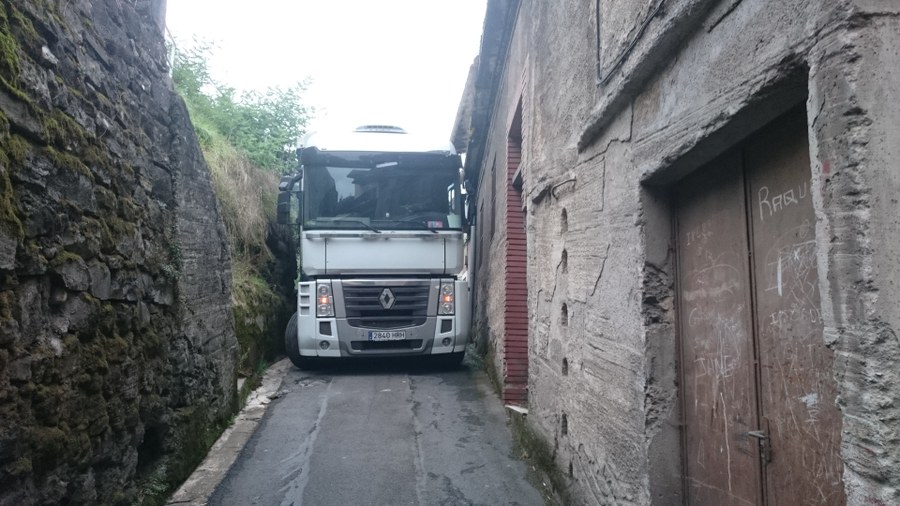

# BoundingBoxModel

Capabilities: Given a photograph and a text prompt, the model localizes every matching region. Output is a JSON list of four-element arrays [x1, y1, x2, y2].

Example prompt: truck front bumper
[[295, 279, 470, 358]]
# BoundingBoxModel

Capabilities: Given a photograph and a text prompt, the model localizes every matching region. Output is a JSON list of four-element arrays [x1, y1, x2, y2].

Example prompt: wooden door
[[676, 150, 763, 506], [676, 109, 844, 505], [745, 113, 845, 506]]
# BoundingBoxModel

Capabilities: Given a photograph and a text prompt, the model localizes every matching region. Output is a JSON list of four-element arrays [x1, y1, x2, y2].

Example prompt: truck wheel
[[285, 312, 315, 370]]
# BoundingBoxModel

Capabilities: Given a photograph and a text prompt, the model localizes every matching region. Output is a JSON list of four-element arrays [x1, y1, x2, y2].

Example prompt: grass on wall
[[171, 40, 305, 380]]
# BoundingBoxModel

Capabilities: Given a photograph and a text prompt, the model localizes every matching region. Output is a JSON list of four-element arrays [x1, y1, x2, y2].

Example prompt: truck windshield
[[303, 163, 463, 231]]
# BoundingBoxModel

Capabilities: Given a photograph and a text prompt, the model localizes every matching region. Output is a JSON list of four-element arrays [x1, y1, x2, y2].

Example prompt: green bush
[[171, 40, 311, 174]]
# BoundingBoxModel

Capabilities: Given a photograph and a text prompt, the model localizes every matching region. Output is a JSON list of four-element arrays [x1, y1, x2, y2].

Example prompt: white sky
[[165, 1, 487, 142]]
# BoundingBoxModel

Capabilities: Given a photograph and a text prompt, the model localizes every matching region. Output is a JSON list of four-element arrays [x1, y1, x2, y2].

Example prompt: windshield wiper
[[316, 218, 381, 233]]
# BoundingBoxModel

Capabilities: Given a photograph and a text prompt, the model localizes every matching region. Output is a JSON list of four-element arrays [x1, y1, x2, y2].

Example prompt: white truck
[[276, 125, 471, 368]]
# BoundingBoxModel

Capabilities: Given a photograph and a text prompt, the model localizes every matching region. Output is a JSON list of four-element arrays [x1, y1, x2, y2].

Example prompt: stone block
[[51, 255, 90, 292], [8, 356, 31, 382], [87, 261, 111, 300], [0, 230, 15, 271]]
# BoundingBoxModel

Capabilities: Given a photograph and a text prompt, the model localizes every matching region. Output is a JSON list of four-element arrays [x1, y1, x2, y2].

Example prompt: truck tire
[[284, 312, 315, 370]]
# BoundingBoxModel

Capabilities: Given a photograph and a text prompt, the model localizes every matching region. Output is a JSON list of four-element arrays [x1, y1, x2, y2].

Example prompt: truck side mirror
[[462, 181, 473, 229], [276, 192, 292, 225], [279, 173, 301, 192], [277, 172, 304, 225]]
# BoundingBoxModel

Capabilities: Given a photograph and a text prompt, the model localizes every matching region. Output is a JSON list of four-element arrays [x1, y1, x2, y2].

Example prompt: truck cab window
[[304, 164, 463, 231]]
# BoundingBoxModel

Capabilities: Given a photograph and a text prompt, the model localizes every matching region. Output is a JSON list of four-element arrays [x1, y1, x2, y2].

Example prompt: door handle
[[745, 430, 772, 464]]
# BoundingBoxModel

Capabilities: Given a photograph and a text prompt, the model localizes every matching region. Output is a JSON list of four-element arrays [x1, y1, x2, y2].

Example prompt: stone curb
[[167, 359, 293, 505]]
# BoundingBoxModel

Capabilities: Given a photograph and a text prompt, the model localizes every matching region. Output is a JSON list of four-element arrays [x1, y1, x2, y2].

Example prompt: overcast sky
[[165, 1, 487, 142]]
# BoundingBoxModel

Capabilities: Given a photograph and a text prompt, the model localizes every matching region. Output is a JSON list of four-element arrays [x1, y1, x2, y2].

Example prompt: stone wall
[[0, 1, 237, 504], [461, 0, 900, 504]]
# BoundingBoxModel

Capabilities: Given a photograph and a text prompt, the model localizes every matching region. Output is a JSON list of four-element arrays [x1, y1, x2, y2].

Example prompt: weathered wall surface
[[464, 0, 900, 504], [807, 4, 900, 503], [0, 0, 237, 504], [467, 0, 519, 393]]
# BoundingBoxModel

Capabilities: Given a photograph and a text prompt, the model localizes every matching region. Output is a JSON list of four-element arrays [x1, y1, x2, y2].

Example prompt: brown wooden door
[[676, 109, 845, 505], [745, 113, 845, 506], [677, 150, 763, 506]]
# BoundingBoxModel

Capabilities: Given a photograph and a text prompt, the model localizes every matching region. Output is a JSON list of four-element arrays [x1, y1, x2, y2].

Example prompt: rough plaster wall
[[599, 0, 656, 75], [627, 2, 821, 505], [637, 187, 680, 505], [535, 113, 649, 505], [807, 3, 900, 503], [528, 0, 821, 501], [626, 0, 900, 502], [471, 0, 900, 503], [473, 157, 506, 382], [519, 0, 653, 503], [624, 3, 826, 503], [0, 0, 236, 503], [630, 0, 819, 177]]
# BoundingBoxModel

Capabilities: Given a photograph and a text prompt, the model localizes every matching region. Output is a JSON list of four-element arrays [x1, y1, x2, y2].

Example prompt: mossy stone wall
[[0, 1, 237, 504]]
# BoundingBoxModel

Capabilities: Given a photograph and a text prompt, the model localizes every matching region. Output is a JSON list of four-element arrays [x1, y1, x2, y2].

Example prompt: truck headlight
[[438, 281, 455, 315], [317, 283, 335, 317]]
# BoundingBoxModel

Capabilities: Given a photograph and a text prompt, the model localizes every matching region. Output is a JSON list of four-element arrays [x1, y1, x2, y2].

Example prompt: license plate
[[368, 330, 406, 341]]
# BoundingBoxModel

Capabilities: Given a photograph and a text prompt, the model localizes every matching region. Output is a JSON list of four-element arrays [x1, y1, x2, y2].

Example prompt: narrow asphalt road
[[207, 359, 545, 506]]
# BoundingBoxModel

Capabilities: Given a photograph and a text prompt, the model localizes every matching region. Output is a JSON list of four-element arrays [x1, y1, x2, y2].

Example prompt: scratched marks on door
[[745, 109, 846, 505], [680, 228, 756, 501], [761, 220, 821, 328], [754, 221, 843, 503], [757, 181, 809, 222], [676, 150, 764, 505], [677, 110, 845, 505]]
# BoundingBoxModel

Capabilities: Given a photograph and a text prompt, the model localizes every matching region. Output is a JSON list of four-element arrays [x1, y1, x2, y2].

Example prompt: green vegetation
[[0, 4, 22, 98], [0, 166, 23, 239], [172, 41, 312, 174], [0, 8, 24, 240], [0, 132, 23, 239], [171, 41, 302, 378]]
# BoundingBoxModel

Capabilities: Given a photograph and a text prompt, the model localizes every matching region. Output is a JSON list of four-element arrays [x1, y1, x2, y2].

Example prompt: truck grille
[[350, 339, 424, 351], [342, 281, 430, 329]]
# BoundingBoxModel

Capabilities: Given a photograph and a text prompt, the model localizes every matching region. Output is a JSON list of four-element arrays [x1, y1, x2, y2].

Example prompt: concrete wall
[[462, 0, 900, 503], [808, 4, 900, 503]]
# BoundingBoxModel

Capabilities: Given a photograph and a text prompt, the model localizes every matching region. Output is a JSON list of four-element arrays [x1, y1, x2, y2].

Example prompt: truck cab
[[277, 125, 471, 368]]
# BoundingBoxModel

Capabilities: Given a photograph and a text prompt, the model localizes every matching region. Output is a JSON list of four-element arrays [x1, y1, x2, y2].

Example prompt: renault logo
[[379, 288, 396, 310]]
